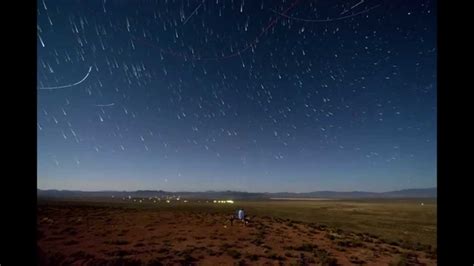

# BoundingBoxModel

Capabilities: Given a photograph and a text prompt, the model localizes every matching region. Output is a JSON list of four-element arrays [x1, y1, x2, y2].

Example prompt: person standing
[[238, 208, 246, 224]]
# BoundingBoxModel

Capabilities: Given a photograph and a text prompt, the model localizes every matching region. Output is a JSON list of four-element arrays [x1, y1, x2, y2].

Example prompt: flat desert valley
[[37, 198, 437, 265]]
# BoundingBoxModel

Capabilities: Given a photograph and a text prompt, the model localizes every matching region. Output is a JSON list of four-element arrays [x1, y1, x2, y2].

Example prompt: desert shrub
[[147, 259, 164, 266], [61, 227, 78, 235], [294, 243, 318, 252], [158, 247, 170, 253], [176, 248, 196, 258], [251, 238, 264, 246], [349, 256, 365, 264], [246, 254, 260, 261], [227, 249, 242, 259], [389, 240, 400, 246], [389, 255, 408, 266], [389, 253, 420, 266], [414, 242, 427, 251], [207, 249, 219, 256], [46, 236, 66, 241], [237, 259, 247, 266], [104, 239, 130, 245], [220, 243, 233, 250], [296, 253, 311, 265], [64, 240, 79, 245], [70, 251, 86, 258], [337, 239, 364, 248], [267, 253, 286, 261], [336, 240, 350, 247], [47, 252, 67, 265], [106, 257, 142, 266], [179, 253, 198, 264], [314, 249, 337, 266], [364, 237, 374, 243], [319, 256, 338, 266], [106, 249, 133, 257], [427, 247, 437, 259]]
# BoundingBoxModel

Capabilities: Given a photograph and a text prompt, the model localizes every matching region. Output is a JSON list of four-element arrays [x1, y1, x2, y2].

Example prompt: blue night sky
[[37, 0, 436, 192]]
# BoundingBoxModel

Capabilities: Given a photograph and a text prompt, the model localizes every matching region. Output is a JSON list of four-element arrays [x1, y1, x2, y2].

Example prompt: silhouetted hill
[[37, 187, 436, 199], [269, 188, 436, 199]]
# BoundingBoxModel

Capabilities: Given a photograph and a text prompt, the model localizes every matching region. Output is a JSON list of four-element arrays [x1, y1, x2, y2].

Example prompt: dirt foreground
[[38, 204, 437, 265]]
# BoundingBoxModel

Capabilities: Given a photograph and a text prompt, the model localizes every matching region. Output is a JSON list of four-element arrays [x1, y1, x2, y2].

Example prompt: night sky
[[37, 0, 437, 192]]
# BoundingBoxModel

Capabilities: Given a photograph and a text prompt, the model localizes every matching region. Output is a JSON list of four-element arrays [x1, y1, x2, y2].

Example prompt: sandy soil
[[37, 204, 437, 265]]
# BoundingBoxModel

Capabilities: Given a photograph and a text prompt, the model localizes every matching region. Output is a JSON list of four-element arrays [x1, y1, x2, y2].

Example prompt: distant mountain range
[[37, 187, 436, 199]]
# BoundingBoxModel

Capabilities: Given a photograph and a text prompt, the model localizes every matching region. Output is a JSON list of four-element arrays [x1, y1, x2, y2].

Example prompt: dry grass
[[38, 197, 436, 248]]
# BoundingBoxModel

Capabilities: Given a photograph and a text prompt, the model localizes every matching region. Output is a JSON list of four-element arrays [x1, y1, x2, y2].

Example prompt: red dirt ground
[[37, 204, 437, 265]]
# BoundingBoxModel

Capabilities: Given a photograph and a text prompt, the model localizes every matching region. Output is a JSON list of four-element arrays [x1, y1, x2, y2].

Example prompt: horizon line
[[37, 186, 437, 194]]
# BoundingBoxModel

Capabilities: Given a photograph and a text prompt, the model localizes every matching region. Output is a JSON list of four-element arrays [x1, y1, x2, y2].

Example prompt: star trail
[[37, 0, 436, 192]]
